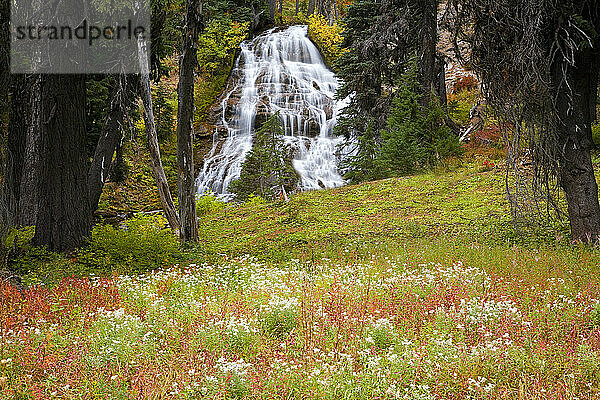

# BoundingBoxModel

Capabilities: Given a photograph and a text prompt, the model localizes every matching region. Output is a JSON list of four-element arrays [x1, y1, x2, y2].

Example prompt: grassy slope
[[192, 151, 600, 288]]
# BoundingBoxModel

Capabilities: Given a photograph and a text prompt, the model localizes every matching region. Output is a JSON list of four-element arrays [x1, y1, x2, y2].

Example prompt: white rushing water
[[195, 25, 348, 200]]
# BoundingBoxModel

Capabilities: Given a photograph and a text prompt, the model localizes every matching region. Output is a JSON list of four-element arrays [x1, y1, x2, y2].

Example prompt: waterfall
[[195, 25, 348, 200]]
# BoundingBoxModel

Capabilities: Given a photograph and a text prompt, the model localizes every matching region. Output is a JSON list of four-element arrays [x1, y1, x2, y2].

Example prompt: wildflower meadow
[[2, 252, 600, 399]]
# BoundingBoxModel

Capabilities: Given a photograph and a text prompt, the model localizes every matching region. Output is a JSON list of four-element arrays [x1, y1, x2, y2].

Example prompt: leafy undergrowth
[[3, 159, 600, 399], [99, 136, 178, 213]]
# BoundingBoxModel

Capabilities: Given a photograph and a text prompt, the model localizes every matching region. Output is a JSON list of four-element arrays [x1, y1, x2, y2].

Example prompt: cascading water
[[195, 25, 348, 200]]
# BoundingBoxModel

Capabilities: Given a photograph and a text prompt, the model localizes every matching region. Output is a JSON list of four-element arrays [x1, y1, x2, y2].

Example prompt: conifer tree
[[335, 0, 456, 182], [376, 62, 461, 177], [230, 113, 298, 201]]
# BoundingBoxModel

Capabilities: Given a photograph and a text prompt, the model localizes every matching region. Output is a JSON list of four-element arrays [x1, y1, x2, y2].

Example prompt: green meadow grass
[[190, 158, 595, 285]]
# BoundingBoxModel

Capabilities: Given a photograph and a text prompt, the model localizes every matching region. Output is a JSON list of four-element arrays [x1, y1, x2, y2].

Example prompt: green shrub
[[260, 308, 297, 339], [227, 374, 250, 399], [259, 297, 298, 338], [2, 226, 35, 251], [214, 357, 252, 399], [246, 193, 267, 206], [2, 226, 73, 284], [307, 14, 347, 68], [197, 18, 249, 76], [80, 214, 180, 274], [2, 227, 91, 286], [224, 318, 258, 353], [590, 302, 600, 328], [11, 249, 80, 287], [578, 343, 600, 382], [592, 122, 600, 148], [229, 113, 298, 201], [448, 87, 479, 127], [364, 318, 397, 350], [196, 192, 225, 216], [339, 120, 382, 183]]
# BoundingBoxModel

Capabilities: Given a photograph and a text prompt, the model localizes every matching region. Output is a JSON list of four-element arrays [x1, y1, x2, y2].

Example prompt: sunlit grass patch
[[193, 161, 572, 267]]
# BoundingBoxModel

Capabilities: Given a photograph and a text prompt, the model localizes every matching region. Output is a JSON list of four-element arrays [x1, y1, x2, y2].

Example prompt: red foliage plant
[[453, 75, 479, 94]]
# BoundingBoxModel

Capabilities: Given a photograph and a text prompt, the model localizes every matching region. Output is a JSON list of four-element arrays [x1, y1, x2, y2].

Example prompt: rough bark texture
[[19, 76, 42, 226], [269, 0, 277, 21], [88, 77, 128, 212], [176, 0, 200, 243], [33, 75, 92, 251], [418, 0, 438, 108], [139, 54, 181, 236], [434, 54, 460, 135], [7, 75, 28, 221], [0, 0, 8, 130], [7, 75, 44, 227], [553, 46, 600, 244], [448, 0, 600, 244], [333, 1, 338, 21]]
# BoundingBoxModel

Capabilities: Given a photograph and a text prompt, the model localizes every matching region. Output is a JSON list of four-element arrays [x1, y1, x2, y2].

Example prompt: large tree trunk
[[7, 75, 28, 225], [250, 3, 264, 32], [417, 0, 438, 108], [33, 75, 92, 251], [308, 0, 315, 16], [138, 39, 181, 236], [18, 76, 42, 226], [554, 45, 600, 244], [2, 75, 25, 237], [7, 75, 43, 227], [333, 0, 338, 21], [269, 0, 277, 22], [318, 0, 325, 16], [176, 0, 200, 243], [0, 0, 8, 127], [88, 76, 128, 212], [434, 53, 461, 136]]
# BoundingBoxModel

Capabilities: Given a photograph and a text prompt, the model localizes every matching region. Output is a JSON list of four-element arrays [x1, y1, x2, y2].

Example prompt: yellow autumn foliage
[[307, 14, 347, 68], [197, 19, 250, 76]]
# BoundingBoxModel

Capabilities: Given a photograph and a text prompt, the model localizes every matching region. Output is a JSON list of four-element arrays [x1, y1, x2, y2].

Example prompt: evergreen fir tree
[[334, 0, 383, 163], [334, 0, 453, 182], [376, 61, 462, 177], [230, 113, 298, 201]]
